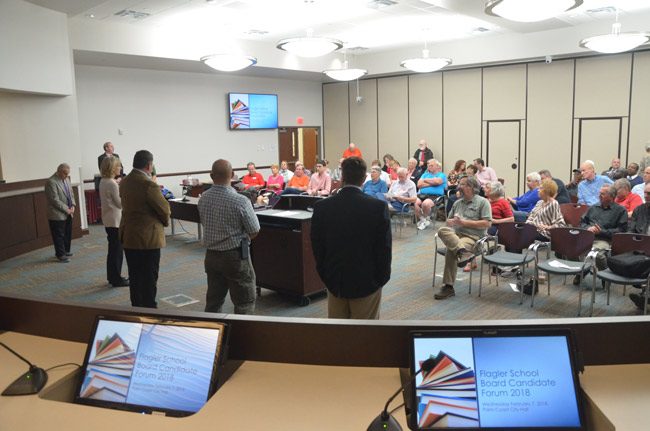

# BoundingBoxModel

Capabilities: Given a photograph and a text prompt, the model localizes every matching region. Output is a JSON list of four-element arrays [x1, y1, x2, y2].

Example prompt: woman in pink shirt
[[257, 163, 284, 205], [614, 178, 642, 217]]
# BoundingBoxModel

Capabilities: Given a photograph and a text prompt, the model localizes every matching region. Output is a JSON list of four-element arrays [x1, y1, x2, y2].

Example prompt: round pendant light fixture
[[485, 0, 583, 23], [201, 53, 257, 72]]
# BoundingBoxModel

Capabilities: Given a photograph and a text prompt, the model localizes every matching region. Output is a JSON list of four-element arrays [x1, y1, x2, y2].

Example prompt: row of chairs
[[433, 222, 650, 316]]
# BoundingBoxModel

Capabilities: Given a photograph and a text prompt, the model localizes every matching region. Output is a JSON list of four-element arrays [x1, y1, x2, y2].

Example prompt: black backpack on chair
[[607, 251, 650, 279]]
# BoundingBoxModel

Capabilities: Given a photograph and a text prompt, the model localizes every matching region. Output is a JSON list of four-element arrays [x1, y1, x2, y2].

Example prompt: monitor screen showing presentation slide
[[75, 315, 227, 417], [228, 92, 278, 129], [409, 329, 584, 430]]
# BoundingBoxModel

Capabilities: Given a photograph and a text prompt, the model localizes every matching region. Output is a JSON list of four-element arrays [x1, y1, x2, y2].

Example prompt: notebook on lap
[[409, 329, 585, 430], [74, 315, 228, 417]]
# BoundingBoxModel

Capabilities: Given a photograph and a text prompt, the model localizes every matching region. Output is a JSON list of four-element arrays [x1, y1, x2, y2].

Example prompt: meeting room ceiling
[[27, 0, 650, 54]]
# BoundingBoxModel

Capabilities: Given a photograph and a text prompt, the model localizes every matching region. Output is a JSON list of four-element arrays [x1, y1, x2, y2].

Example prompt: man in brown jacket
[[119, 150, 170, 308]]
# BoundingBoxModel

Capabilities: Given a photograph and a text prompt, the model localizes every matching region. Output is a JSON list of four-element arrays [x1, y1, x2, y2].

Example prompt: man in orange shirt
[[342, 142, 362, 159], [282, 165, 310, 194], [242, 162, 265, 190]]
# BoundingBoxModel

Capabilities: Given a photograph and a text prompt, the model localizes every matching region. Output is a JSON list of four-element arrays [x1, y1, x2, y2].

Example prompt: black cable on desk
[[45, 362, 81, 372]]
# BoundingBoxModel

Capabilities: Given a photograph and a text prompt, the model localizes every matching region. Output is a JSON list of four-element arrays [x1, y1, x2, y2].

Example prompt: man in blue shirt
[[362, 166, 388, 200], [578, 160, 614, 206], [415, 159, 447, 230], [507, 172, 541, 221]]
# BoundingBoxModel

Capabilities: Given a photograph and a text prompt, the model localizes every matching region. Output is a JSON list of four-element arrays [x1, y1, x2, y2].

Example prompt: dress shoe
[[65, 252, 73, 257], [434, 284, 455, 300], [57, 256, 70, 263], [111, 278, 130, 288]]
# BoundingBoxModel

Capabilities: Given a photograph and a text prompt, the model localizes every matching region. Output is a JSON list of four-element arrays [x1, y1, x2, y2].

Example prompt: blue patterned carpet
[[0, 220, 642, 320]]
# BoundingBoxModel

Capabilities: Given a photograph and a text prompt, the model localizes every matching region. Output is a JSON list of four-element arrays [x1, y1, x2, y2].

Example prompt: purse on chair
[[607, 251, 650, 279]]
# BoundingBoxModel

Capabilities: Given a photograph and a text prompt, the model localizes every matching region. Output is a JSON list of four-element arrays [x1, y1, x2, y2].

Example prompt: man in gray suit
[[45, 163, 76, 262]]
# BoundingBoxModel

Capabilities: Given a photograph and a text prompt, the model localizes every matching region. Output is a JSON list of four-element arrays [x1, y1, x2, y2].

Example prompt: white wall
[[0, 0, 81, 183], [75, 65, 322, 195], [0, 0, 74, 95]]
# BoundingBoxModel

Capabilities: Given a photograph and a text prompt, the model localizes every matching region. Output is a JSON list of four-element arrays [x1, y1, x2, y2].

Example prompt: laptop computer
[[74, 314, 228, 417], [409, 328, 585, 430]]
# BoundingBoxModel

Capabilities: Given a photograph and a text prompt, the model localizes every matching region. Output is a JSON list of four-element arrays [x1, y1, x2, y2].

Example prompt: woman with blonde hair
[[99, 157, 129, 287], [525, 178, 566, 240]]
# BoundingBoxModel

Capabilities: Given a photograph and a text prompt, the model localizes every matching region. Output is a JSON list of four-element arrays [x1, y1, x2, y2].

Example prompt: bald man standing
[[198, 159, 260, 314]]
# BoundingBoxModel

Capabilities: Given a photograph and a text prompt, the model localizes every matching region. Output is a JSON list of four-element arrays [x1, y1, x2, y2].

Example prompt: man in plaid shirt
[[198, 159, 260, 314]]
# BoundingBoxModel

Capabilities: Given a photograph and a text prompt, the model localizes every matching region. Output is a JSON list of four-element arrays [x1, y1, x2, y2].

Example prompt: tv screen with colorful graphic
[[228, 93, 278, 129], [75, 315, 227, 417], [410, 329, 584, 430]]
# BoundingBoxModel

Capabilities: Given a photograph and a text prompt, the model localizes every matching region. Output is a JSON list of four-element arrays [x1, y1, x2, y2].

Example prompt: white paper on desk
[[169, 198, 185, 202], [276, 210, 301, 217], [547, 260, 582, 270]]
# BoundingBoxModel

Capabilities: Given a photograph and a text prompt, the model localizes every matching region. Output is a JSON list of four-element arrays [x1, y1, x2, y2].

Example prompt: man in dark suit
[[97, 141, 124, 174], [119, 150, 170, 308], [311, 157, 392, 319], [45, 163, 76, 262]]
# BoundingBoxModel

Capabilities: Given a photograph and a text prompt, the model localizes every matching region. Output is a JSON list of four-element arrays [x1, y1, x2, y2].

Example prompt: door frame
[[486, 119, 522, 196], [277, 126, 322, 167]]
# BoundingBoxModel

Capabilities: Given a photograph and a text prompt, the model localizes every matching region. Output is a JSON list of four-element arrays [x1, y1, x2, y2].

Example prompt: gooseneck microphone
[[1, 342, 48, 396], [367, 357, 437, 431]]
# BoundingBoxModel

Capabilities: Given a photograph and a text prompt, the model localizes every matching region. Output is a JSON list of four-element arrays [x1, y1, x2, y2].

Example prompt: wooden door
[[278, 127, 299, 169], [302, 128, 319, 170]]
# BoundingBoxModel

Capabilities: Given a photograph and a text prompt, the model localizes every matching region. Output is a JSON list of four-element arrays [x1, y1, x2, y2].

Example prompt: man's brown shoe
[[434, 284, 456, 300]]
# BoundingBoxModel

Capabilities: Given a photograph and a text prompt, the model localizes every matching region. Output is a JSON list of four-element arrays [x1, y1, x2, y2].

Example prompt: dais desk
[[0, 332, 405, 431]]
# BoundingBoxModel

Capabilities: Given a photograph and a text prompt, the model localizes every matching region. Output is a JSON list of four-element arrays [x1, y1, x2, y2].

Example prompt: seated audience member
[[628, 183, 650, 310], [447, 160, 466, 189], [507, 172, 541, 221], [279, 160, 294, 183], [486, 181, 514, 236], [576, 184, 627, 283], [627, 162, 643, 188], [242, 162, 265, 191], [382, 154, 395, 174], [526, 179, 566, 240], [602, 157, 621, 179], [407, 157, 424, 184], [578, 160, 614, 206], [282, 165, 310, 194], [611, 168, 628, 180], [632, 166, 650, 202], [539, 169, 570, 204], [614, 178, 642, 217], [639, 143, 650, 172], [295, 161, 311, 177], [342, 142, 362, 159], [566, 168, 582, 201], [307, 160, 332, 196], [389, 160, 401, 181], [413, 139, 434, 169], [386, 167, 417, 212], [257, 163, 284, 206], [332, 158, 344, 181], [415, 159, 447, 230], [363, 166, 388, 200], [367, 160, 392, 185], [473, 158, 498, 189], [434, 176, 492, 300]]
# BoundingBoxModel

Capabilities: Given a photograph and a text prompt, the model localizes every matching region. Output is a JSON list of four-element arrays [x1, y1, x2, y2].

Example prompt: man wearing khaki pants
[[435, 176, 492, 300]]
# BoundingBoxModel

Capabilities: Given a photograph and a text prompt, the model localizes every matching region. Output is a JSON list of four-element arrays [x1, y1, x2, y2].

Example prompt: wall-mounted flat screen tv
[[228, 93, 278, 130]]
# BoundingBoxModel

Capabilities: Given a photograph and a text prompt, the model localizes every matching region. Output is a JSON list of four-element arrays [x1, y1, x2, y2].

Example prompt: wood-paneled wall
[[323, 50, 650, 196]]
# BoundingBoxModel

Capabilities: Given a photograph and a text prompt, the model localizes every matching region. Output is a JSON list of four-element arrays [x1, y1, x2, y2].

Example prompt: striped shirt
[[198, 184, 260, 251], [526, 199, 566, 239]]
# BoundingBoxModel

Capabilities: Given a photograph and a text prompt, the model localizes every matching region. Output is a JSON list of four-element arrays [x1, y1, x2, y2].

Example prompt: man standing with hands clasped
[[199, 159, 260, 314], [45, 163, 76, 262], [311, 157, 392, 319]]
